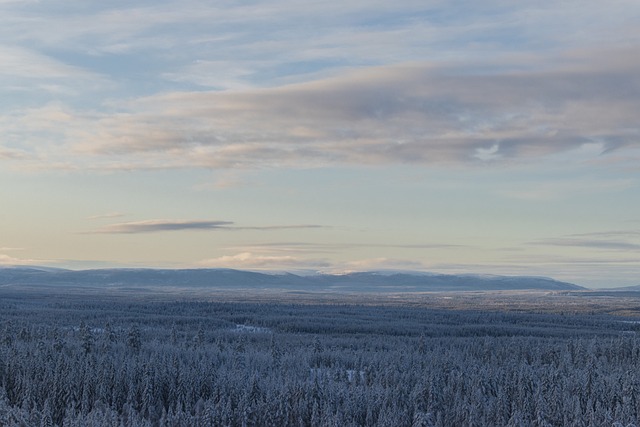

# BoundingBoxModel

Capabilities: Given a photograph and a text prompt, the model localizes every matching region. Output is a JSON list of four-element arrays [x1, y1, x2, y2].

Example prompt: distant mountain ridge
[[0, 267, 584, 292]]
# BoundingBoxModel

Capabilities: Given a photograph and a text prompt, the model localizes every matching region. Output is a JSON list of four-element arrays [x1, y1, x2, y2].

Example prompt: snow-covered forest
[[1, 298, 640, 426]]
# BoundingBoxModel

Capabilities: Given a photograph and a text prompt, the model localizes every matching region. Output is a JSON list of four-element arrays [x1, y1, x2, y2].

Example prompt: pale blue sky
[[1, 0, 639, 287]]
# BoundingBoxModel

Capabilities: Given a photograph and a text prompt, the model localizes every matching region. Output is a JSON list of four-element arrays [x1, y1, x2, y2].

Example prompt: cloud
[[0, 46, 93, 80], [196, 252, 430, 272], [0, 1, 496, 56], [196, 252, 331, 270], [90, 219, 234, 234], [193, 173, 251, 191], [527, 229, 640, 255], [506, 255, 640, 266], [241, 225, 326, 231], [566, 230, 640, 239], [87, 212, 126, 220], [530, 237, 640, 251], [228, 241, 463, 255], [335, 257, 428, 273], [1, 46, 639, 171], [0, 46, 111, 100], [496, 177, 635, 201], [88, 219, 326, 234], [0, 253, 41, 266], [225, 242, 338, 255], [0, 146, 28, 160], [4, 1, 637, 76], [2, 2, 640, 173]]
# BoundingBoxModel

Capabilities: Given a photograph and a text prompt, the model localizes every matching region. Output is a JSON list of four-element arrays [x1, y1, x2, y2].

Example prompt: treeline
[[0, 299, 639, 426]]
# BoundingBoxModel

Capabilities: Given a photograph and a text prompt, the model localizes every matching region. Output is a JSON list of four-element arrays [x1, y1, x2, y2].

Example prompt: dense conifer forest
[[1, 296, 640, 426]]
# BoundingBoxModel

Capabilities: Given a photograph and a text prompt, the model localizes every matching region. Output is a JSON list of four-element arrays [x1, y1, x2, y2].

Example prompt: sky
[[1, 0, 639, 288]]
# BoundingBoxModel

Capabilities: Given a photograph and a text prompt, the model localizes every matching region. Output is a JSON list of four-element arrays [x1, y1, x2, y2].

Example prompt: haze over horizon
[[1, 1, 639, 288]]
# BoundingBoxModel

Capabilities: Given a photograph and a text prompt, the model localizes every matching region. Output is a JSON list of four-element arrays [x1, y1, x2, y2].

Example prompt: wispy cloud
[[2, 46, 639, 171], [4, 1, 637, 78], [530, 237, 640, 251], [0, 146, 29, 160], [88, 219, 327, 234], [193, 173, 251, 191], [1, 1, 639, 172], [241, 225, 326, 231], [497, 178, 635, 201], [87, 212, 126, 220], [529, 234, 640, 252], [0, 46, 111, 102], [227, 241, 463, 254], [90, 219, 235, 234], [506, 254, 640, 266], [566, 230, 640, 239], [0, 46, 98, 80]]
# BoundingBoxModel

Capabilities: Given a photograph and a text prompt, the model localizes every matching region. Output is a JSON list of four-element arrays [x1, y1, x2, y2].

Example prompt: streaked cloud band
[[2, 48, 639, 171], [88, 219, 326, 234]]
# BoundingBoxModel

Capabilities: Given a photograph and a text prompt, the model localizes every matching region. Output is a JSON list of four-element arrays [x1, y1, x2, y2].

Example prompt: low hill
[[0, 267, 584, 293]]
